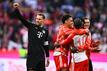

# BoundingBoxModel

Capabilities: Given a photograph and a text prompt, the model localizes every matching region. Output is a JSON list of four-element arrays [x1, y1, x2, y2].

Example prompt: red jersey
[[60, 28, 89, 47], [86, 31, 100, 58], [55, 24, 73, 52], [54, 24, 72, 71], [68, 30, 90, 71], [86, 32, 92, 58], [56, 24, 72, 43]]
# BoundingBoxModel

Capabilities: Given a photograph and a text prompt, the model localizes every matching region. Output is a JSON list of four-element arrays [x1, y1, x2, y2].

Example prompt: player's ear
[[65, 20, 68, 24]]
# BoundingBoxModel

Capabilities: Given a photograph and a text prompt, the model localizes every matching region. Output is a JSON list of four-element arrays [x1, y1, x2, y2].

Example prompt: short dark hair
[[73, 18, 83, 29], [83, 17, 89, 20], [62, 14, 72, 23], [37, 13, 45, 19]]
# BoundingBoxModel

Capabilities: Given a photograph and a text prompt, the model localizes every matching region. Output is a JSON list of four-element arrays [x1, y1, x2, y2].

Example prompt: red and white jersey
[[54, 24, 72, 56], [53, 24, 72, 71], [59, 28, 89, 46], [56, 24, 72, 42], [73, 34, 88, 63], [86, 32, 92, 58]]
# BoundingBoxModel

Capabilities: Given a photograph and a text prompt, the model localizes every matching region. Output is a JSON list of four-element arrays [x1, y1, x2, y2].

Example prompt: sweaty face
[[84, 19, 90, 29], [35, 15, 44, 26]]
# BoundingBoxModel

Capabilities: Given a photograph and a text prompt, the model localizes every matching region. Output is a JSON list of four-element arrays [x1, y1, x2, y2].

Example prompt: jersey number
[[73, 35, 87, 47]]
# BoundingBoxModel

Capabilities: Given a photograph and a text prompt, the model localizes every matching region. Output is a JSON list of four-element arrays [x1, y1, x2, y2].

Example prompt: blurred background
[[0, 0, 107, 71]]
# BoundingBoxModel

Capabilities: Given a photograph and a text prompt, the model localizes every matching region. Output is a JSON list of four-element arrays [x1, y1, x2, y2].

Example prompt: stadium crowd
[[0, 0, 107, 53]]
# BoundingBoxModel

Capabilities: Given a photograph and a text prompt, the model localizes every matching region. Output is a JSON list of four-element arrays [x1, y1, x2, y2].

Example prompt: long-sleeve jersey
[[85, 31, 100, 58], [85, 32, 92, 58], [66, 31, 89, 63], [14, 9, 49, 61], [53, 25, 72, 70], [54, 24, 73, 56], [72, 34, 90, 62], [60, 28, 89, 48], [56, 24, 72, 43], [57, 27, 90, 63]]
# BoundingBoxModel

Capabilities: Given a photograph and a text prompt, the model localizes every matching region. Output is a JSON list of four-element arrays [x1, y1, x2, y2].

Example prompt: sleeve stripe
[[44, 41, 49, 45]]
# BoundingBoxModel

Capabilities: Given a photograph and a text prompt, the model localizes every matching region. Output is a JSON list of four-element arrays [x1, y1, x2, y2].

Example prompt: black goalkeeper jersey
[[14, 9, 49, 62]]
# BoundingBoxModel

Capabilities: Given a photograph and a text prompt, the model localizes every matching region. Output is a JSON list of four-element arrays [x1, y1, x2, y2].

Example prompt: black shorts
[[89, 59, 93, 71], [27, 57, 45, 71]]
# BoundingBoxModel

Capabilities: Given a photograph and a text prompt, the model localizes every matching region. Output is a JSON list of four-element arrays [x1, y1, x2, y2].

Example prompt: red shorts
[[69, 59, 89, 71], [54, 47, 69, 71], [54, 54, 68, 71]]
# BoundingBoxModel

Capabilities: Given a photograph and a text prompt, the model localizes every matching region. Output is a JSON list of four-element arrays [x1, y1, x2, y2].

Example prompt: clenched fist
[[13, 3, 20, 9]]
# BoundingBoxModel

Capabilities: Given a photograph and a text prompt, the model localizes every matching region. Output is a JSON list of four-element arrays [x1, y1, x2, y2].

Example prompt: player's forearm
[[60, 33, 75, 45], [14, 9, 31, 28], [76, 29, 89, 35], [44, 45, 49, 57], [60, 29, 89, 46]]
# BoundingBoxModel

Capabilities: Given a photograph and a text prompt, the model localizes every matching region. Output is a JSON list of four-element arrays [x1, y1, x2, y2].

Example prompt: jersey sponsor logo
[[37, 30, 45, 38]]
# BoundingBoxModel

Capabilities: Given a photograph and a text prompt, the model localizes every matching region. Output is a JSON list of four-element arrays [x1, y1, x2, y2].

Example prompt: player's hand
[[45, 57, 50, 67], [89, 47, 98, 51], [13, 3, 20, 9], [54, 42, 60, 48], [92, 40, 100, 47], [70, 47, 78, 53]]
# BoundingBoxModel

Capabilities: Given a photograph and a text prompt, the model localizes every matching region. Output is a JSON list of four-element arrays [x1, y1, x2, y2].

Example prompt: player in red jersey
[[53, 15, 73, 71], [59, 18, 90, 71], [53, 15, 88, 71], [83, 18, 100, 71]]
